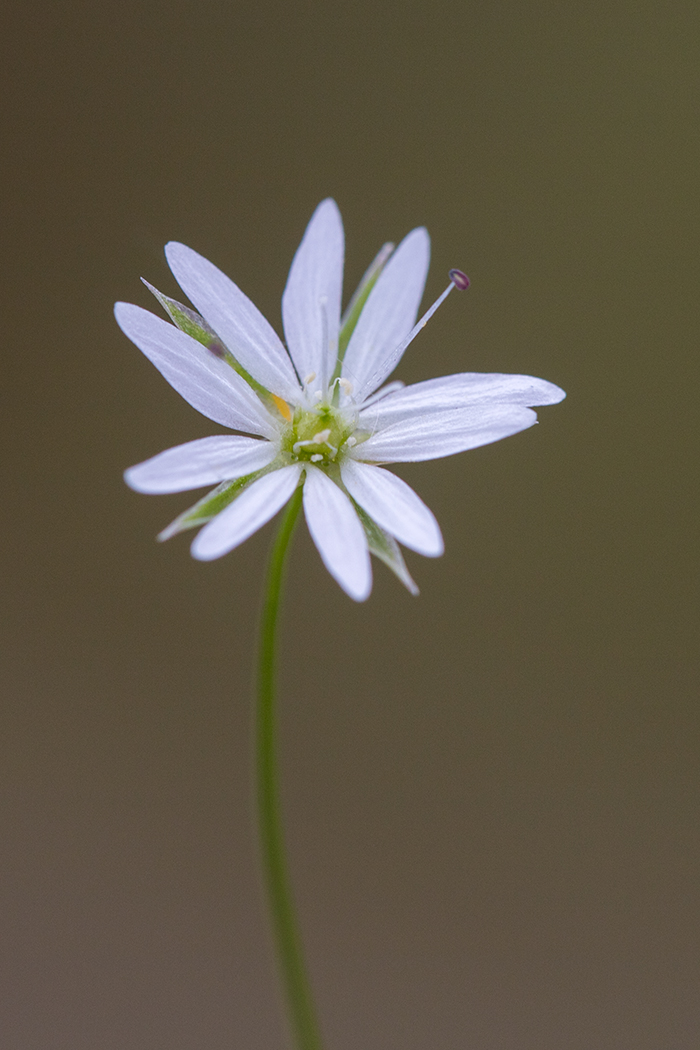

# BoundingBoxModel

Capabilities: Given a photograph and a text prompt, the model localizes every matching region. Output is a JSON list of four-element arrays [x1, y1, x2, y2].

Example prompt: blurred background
[[2, 1, 699, 1047]]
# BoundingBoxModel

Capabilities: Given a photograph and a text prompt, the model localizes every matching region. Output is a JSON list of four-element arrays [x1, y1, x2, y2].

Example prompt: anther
[[310, 453, 324, 462], [449, 269, 470, 290], [338, 378, 353, 396], [207, 338, 228, 359], [359, 272, 469, 398], [304, 372, 317, 385], [313, 429, 331, 444], [345, 436, 357, 448]]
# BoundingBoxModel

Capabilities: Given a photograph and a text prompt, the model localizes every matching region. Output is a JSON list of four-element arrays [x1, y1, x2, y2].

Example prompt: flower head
[[116, 199, 565, 601]]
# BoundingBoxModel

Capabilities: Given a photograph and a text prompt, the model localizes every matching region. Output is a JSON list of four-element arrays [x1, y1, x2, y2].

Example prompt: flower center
[[281, 403, 359, 466]]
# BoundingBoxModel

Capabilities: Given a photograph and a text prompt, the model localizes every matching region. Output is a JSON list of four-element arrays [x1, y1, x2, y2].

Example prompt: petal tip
[[189, 536, 219, 562], [317, 196, 341, 215], [426, 538, 445, 558], [123, 466, 141, 492], [407, 225, 430, 250], [114, 300, 145, 335], [347, 580, 372, 602], [164, 241, 193, 270]]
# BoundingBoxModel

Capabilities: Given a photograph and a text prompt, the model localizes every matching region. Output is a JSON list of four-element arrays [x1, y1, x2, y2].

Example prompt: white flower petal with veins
[[355, 404, 538, 463], [303, 466, 371, 601], [165, 242, 302, 401], [341, 460, 443, 556], [282, 198, 343, 390], [342, 227, 429, 398], [125, 436, 277, 494], [191, 465, 301, 561], [115, 303, 279, 437], [360, 372, 566, 430]]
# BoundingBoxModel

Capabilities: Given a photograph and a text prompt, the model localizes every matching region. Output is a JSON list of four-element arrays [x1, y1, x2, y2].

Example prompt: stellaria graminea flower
[[116, 199, 565, 601]]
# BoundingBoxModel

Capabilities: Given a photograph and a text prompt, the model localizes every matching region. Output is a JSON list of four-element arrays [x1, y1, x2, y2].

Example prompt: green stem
[[256, 485, 324, 1050]]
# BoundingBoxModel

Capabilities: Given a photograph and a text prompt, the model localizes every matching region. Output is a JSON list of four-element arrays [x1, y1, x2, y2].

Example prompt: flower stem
[[256, 485, 324, 1050]]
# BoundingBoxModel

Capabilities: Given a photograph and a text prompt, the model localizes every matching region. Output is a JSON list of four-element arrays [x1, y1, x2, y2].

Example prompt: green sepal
[[143, 280, 226, 352], [157, 472, 260, 541], [336, 242, 394, 368], [142, 280, 271, 401], [353, 500, 419, 596]]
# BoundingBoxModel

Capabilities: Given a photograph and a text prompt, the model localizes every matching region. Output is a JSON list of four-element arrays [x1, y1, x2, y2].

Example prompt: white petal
[[341, 460, 443, 557], [165, 242, 302, 401], [303, 466, 371, 601], [115, 303, 278, 438], [360, 372, 566, 429], [191, 465, 301, 561], [282, 199, 344, 390], [124, 436, 277, 494], [342, 227, 430, 397], [355, 404, 538, 462]]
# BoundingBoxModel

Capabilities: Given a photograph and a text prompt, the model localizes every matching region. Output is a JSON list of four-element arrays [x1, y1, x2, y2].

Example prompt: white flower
[[116, 199, 565, 601]]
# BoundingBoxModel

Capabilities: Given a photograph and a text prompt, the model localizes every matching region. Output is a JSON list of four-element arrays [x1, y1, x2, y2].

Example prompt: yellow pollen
[[271, 394, 292, 421]]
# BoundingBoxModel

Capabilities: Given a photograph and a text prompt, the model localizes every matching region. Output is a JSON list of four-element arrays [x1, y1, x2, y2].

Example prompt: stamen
[[345, 436, 357, 448], [293, 428, 336, 459], [304, 372, 317, 386], [206, 339, 227, 359], [313, 390, 323, 402], [270, 393, 292, 421], [449, 268, 470, 290], [319, 294, 331, 388], [359, 271, 469, 399], [338, 377, 353, 396], [360, 380, 405, 409]]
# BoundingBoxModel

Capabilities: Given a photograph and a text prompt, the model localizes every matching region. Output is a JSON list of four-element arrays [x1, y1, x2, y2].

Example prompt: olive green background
[[2, 1, 698, 1047]]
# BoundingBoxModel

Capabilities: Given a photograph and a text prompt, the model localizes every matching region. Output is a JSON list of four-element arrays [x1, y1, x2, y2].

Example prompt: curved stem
[[256, 485, 324, 1050]]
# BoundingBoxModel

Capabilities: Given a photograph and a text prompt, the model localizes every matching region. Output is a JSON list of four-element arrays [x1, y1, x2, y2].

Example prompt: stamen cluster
[[281, 403, 359, 466]]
